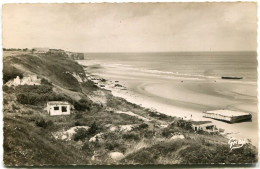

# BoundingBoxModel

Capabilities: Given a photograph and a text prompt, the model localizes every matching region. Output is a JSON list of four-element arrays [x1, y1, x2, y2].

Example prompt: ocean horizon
[[83, 51, 257, 82]]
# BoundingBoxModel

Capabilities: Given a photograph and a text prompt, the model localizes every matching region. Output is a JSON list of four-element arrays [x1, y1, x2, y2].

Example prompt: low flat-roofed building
[[47, 101, 70, 116], [191, 121, 218, 133]]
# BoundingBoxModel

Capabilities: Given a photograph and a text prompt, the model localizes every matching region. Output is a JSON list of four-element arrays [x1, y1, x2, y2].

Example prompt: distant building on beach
[[191, 121, 218, 133], [47, 101, 71, 116]]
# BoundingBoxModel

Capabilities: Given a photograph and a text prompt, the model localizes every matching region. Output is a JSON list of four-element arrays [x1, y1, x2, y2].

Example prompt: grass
[[3, 116, 90, 165], [3, 50, 258, 165]]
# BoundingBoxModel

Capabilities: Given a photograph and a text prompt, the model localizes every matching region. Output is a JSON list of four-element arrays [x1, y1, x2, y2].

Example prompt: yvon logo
[[228, 138, 246, 151]]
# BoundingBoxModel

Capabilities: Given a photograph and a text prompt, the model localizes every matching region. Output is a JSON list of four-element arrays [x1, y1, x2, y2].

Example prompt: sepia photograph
[[2, 2, 258, 166]]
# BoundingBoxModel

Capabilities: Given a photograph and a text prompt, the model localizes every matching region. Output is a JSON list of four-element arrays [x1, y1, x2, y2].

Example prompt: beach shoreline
[[78, 60, 258, 147]]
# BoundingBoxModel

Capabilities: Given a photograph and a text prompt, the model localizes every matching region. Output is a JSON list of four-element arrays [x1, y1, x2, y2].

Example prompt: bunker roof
[[47, 101, 70, 105]]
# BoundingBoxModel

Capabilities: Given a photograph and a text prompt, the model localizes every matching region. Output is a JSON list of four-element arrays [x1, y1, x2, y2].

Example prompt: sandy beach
[[78, 60, 258, 146]]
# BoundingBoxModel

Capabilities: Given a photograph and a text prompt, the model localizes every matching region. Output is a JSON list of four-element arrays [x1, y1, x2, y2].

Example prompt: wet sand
[[78, 60, 258, 146]]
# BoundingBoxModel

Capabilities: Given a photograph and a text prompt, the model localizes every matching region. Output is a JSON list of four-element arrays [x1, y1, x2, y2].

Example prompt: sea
[[83, 51, 257, 82], [79, 51, 258, 146]]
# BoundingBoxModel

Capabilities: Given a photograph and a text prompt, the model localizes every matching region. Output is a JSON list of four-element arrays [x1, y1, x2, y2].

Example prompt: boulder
[[170, 134, 185, 140], [89, 133, 103, 142], [109, 152, 125, 161], [119, 125, 133, 132]]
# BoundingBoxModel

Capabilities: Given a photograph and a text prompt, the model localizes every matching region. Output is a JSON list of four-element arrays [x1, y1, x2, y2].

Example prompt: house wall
[[48, 104, 70, 116], [192, 124, 217, 132]]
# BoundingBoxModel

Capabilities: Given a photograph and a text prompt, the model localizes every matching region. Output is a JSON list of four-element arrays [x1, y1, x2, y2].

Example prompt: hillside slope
[[3, 51, 258, 166]]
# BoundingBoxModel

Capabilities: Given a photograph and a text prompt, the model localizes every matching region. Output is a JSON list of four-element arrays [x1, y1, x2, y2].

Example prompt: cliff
[[3, 50, 257, 166]]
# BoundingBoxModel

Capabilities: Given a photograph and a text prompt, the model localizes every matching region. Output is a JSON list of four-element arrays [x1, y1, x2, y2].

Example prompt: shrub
[[123, 149, 156, 164], [122, 133, 140, 141], [20, 110, 35, 115], [138, 123, 149, 130], [74, 113, 83, 119], [41, 78, 52, 86], [179, 143, 257, 164], [3, 85, 14, 93], [176, 120, 192, 130], [81, 142, 94, 156], [3, 65, 23, 83], [161, 128, 176, 138], [74, 99, 90, 111], [35, 118, 53, 129], [143, 130, 155, 138], [74, 121, 82, 126], [105, 142, 120, 151], [148, 111, 168, 120], [15, 85, 53, 94], [105, 141, 127, 153], [73, 128, 88, 141], [15, 85, 73, 106], [87, 122, 99, 136]]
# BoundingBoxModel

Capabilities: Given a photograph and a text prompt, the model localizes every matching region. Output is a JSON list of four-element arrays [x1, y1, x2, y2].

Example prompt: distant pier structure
[[203, 110, 252, 123]]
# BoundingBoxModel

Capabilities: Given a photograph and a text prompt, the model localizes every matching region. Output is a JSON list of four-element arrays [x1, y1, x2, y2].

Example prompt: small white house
[[191, 121, 218, 133], [47, 101, 71, 116]]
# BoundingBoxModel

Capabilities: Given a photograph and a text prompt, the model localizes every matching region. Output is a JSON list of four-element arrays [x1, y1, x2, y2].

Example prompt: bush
[[74, 99, 90, 111], [105, 142, 119, 151], [122, 133, 140, 141], [3, 85, 14, 93], [74, 113, 83, 119], [3, 65, 23, 83], [35, 118, 53, 129], [41, 78, 52, 86], [176, 120, 192, 130], [148, 111, 168, 120], [179, 143, 257, 164], [87, 122, 99, 136], [15, 85, 53, 94], [74, 121, 82, 126], [20, 110, 35, 115], [73, 128, 88, 141], [143, 130, 155, 138], [81, 142, 94, 156], [123, 149, 156, 164], [161, 128, 176, 138], [15, 85, 73, 105], [105, 141, 127, 153], [138, 123, 149, 130]]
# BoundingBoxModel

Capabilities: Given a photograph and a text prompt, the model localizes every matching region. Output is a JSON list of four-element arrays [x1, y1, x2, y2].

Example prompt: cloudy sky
[[2, 3, 257, 52]]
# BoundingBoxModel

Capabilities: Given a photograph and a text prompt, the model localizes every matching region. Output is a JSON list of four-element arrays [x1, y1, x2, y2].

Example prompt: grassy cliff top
[[3, 50, 258, 166]]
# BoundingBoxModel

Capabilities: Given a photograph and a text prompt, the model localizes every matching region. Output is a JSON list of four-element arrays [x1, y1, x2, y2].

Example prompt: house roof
[[204, 110, 250, 117], [47, 101, 70, 105]]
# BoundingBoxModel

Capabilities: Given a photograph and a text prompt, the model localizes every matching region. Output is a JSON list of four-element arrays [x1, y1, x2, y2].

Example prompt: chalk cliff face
[[66, 52, 85, 60], [6, 75, 41, 86], [3, 51, 88, 92]]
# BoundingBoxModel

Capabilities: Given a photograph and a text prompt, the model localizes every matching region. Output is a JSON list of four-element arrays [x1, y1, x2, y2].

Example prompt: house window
[[54, 106, 59, 111], [62, 106, 67, 112], [206, 126, 214, 130]]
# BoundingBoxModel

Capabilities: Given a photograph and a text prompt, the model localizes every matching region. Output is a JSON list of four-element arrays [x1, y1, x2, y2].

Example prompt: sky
[[2, 3, 257, 52]]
